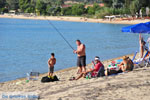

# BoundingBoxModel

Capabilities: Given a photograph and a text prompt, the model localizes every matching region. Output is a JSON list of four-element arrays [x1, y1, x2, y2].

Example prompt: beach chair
[[132, 51, 138, 61], [133, 51, 150, 67], [143, 51, 150, 67], [92, 66, 105, 78]]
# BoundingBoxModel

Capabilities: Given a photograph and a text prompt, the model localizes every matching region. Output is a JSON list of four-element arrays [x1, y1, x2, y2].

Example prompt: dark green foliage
[[6, 0, 19, 10], [0, 0, 150, 18], [0, 0, 6, 9], [61, 7, 72, 15], [72, 4, 85, 15], [19, 0, 35, 13], [36, 0, 47, 15], [87, 3, 100, 15], [0, 7, 8, 13]]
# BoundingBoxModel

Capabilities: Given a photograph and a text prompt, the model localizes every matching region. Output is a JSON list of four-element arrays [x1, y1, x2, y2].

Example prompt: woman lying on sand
[[105, 56, 134, 76], [70, 56, 105, 80]]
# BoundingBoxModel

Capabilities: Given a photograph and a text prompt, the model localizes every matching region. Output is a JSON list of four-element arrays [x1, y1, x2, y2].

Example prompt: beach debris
[[69, 77, 75, 81], [16, 81, 22, 85], [26, 72, 40, 81], [86, 73, 91, 79], [26, 80, 29, 83]]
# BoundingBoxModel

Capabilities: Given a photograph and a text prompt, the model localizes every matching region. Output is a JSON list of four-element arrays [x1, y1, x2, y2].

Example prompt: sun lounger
[[133, 51, 150, 68], [132, 51, 138, 61]]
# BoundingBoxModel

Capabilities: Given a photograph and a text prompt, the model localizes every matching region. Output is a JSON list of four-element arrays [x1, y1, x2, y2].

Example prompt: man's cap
[[95, 56, 100, 61]]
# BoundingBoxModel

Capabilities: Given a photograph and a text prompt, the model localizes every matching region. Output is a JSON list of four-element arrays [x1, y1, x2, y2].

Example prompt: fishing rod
[[46, 18, 74, 50]]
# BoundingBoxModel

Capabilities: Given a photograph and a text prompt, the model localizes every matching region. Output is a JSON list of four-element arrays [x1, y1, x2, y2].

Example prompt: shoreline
[[1, 53, 134, 84], [1, 53, 150, 100], [0, 15, 150, 24]]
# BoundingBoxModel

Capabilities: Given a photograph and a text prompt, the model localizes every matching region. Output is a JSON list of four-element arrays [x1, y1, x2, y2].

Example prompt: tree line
[[0, 0, 150, 18]]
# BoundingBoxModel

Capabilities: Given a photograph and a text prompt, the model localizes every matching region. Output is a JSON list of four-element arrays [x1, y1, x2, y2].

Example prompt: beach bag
[[41, 76, 53, 83], [53, 75, 59, 81], [41, 75, 59, 83]]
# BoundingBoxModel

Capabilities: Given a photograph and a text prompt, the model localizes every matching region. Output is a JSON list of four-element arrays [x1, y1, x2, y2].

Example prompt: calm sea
[[0, 18, 149, 82]]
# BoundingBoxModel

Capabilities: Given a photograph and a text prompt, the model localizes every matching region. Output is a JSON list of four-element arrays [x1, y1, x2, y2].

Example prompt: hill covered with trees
[[0, 0, 150, 18]]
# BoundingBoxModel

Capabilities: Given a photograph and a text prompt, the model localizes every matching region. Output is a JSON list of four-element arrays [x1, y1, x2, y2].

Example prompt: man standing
[[73, 40, 86, 73]]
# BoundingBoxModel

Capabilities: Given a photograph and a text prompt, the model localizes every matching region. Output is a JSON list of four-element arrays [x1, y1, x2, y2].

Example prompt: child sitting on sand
[[48, 53, 56, 78]]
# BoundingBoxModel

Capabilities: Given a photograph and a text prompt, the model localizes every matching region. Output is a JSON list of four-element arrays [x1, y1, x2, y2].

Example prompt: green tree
[[124, 0, 130, 8], [87, 7, 95, 15], [102, 0, 113, 7], [0, 0, 8, 13], [36, 0, 47, 15], [95, 7, 112, 18], [112, 0, 124, 8], [46, 4, 53, 15], [0, 0, 6, 9], [93, 3, 100, 11], [19, 0, 30, 12], [72, 4, 85, 16], [140, 0, 150, 8], [56, 0, 64, 7], [129, 0, 140, 15], [61, 7, 72, 15], [53, 7, 61, 15], [19, 0, 35, 13], [6, 0, 19, 10], [87, 3, 100, 15]]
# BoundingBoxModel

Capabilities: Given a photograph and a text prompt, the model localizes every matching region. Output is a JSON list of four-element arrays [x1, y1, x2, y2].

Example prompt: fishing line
[[46, 18, 74, 50]]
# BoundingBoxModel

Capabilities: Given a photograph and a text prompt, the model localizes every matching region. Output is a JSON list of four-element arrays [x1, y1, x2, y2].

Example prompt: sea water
[[0, 18, 149, 82]]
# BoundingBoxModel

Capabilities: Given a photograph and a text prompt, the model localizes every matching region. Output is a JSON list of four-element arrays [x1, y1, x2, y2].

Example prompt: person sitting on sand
[[105, 56, 134, 76], [48, 53, 56, 78], [118, 56, 134, 72], [74, 56, 105, 80]]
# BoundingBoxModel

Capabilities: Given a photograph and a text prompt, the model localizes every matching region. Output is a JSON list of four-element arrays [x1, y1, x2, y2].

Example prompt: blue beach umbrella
[[122, 22, 150, 58], [122, 22, 150, 33]]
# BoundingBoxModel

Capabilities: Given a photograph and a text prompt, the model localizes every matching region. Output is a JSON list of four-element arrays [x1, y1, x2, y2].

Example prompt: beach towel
[[107, 64, 119, 71]]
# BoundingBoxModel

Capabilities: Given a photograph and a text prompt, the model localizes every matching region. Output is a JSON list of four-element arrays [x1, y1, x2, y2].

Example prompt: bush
[[0, 8, 8, 13], [61, 7, 72, 15], [95, 7, 113, 18], [24, 7, 34, 13], [54, 7, 61, 16], [87, 7, 95, 15], [94, 7, 131, 18]]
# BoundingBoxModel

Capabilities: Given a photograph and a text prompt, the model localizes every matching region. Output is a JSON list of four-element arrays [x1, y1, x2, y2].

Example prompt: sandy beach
[[0, 53, 150, 100], [0, 14, 150, 24]]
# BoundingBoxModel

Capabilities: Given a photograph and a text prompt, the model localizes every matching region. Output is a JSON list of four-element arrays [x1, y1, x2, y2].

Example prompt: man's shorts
[[77, 56, 86, 67], [49, 66, 54, 73]]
